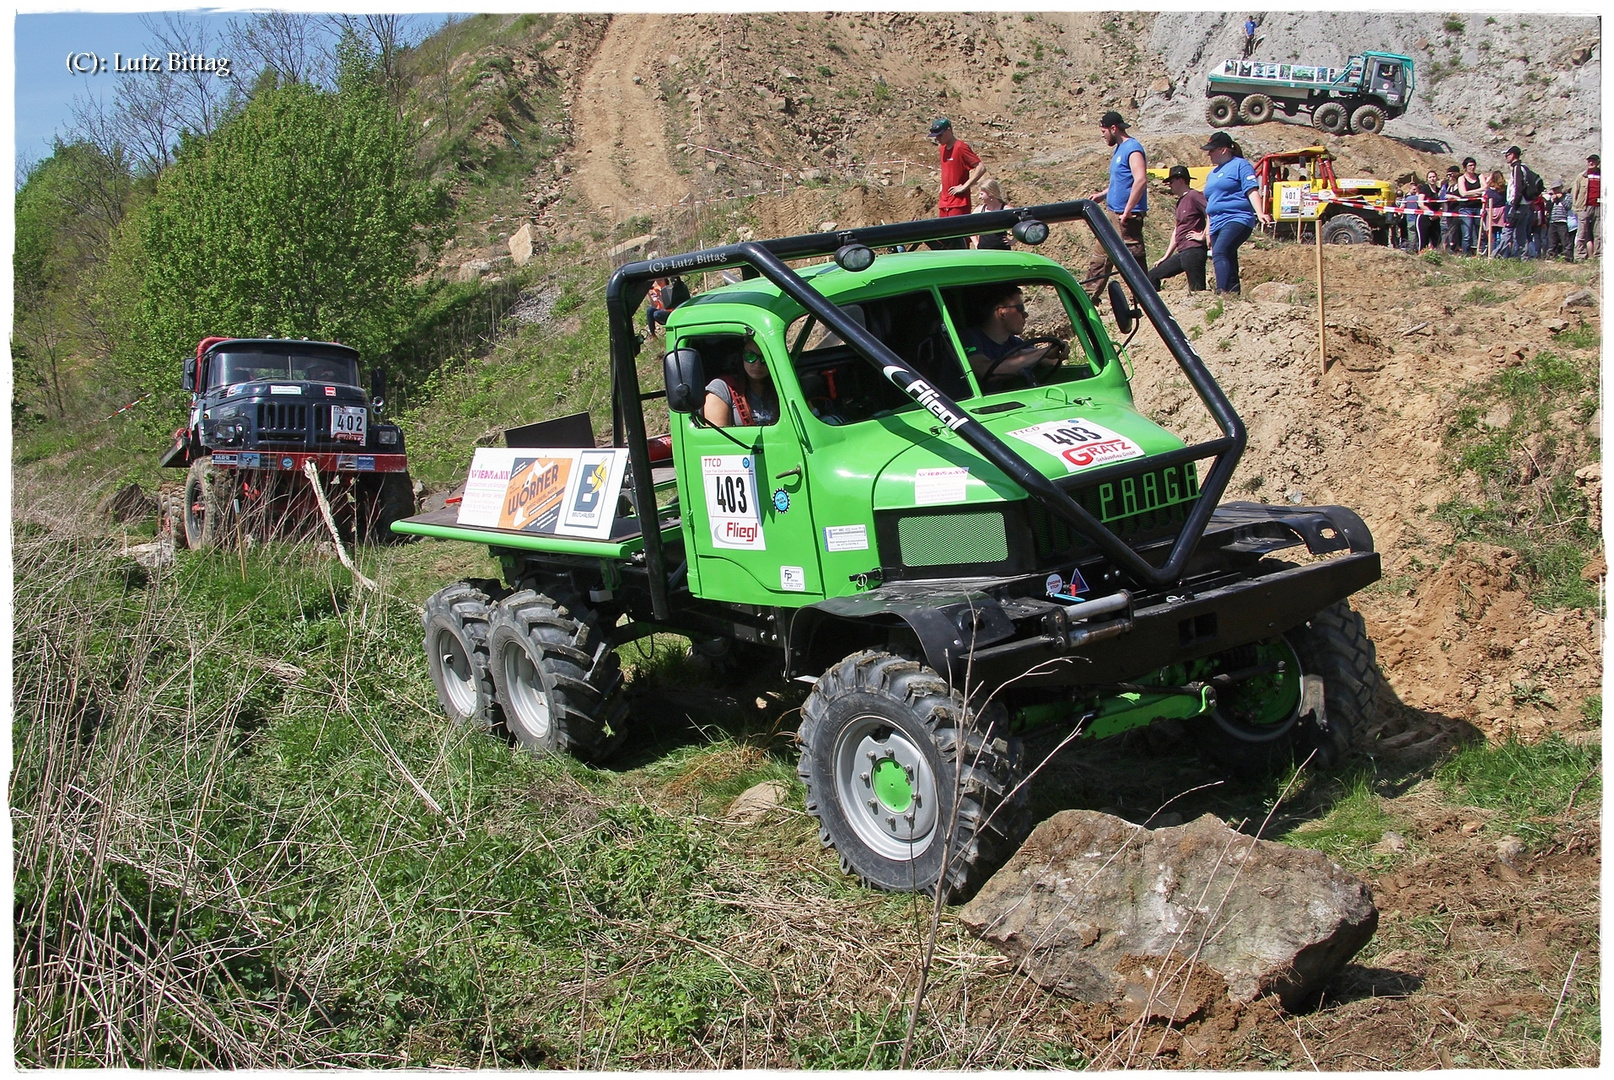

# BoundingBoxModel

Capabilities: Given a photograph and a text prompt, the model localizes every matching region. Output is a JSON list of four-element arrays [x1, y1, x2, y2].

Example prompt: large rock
[[958, 810, 1377, 1011], [508, 222, 535, 266], [98, 482, 157, 524]]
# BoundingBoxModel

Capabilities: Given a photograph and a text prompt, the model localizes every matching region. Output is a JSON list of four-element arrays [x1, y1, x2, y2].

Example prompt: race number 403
[[1007, 418, 1144, 473], [702, 454, 766, 551]]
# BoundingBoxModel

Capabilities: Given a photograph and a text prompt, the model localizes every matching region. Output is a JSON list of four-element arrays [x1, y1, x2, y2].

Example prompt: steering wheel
[[1024, 336, 1068, 371], [982, 336, 1068, 388]]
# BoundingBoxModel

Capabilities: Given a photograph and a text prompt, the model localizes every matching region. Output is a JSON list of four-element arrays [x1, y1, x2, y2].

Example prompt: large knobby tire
[[423, 579, 505, 729], [1350, 104, 1386, 135], [1198, 601, 1379, 776], [487, 590, 626, 760], [1312, 101, 1348, 136], [1321, 213, 1374, 245], [182, 457, 233, 549], [358, 472, 416, 545], [1288, 601, 1379, 766], [797, 651, 1032, 899], [1238, 93, 1274, 124], [1206, 95, 1239, 128]]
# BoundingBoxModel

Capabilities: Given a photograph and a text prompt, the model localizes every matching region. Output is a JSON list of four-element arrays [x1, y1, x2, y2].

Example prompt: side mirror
[[1107, 279, 1137, 336], [182, 356, 197, 392], [663, 347, 707, 414], [371, 366, 387, 414]]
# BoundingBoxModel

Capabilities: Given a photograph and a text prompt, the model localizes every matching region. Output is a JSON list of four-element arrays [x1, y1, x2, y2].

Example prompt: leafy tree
[[124, 44, 445, 402], [13, 141, 135, 419]]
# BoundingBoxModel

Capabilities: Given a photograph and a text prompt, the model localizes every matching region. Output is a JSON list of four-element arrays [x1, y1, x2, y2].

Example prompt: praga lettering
[[1096, 465, 1199, 521]]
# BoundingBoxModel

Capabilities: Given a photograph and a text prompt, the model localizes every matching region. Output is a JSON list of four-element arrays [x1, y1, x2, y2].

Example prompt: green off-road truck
[[398, 203, 1382, 898]]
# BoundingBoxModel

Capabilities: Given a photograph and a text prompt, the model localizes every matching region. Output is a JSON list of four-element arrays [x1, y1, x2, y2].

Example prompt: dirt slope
[[569, 15, 691, 220]]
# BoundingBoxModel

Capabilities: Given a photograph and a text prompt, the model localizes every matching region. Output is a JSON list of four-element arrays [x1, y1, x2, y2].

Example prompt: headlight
[[378, 428, 399, 446]]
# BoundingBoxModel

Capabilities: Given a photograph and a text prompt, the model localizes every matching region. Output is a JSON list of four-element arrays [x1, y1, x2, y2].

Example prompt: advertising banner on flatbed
[[456, 447, 628, 539]]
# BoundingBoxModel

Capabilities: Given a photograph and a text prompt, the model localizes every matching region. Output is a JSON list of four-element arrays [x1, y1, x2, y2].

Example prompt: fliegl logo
[[882, 365, 968, 431]]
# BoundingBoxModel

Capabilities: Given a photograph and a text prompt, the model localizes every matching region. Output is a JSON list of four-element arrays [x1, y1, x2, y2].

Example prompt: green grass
[[1552, 322, 1599, 350], [1438, 348, 1601, 610], [1436, 734, 1600, 846], [9, 511, 765, 1067], [1282, 772, 1413, 873]]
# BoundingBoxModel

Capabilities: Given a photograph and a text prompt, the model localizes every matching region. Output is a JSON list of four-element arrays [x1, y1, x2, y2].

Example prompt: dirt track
[[569, 15, 690, 221]]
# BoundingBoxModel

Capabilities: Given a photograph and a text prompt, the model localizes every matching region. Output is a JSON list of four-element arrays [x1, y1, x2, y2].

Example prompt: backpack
[[1521, 166, 1545, 203], [665, 277, 691, 309]]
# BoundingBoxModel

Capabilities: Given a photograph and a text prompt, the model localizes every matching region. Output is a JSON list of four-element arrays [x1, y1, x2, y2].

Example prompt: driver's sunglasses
[[1001, 303, 1027, 314]]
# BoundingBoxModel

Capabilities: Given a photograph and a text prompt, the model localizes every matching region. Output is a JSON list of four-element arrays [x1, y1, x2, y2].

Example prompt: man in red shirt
[[928, 118, 985, 249]]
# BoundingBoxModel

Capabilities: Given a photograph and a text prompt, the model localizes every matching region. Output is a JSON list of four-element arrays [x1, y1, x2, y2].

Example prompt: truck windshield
[[208, 350, 360, 388], [786, 289, 972, 422]]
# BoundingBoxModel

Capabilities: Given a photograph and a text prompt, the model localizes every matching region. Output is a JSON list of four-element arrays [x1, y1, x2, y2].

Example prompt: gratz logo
[[1061, 438, 1137, 469]]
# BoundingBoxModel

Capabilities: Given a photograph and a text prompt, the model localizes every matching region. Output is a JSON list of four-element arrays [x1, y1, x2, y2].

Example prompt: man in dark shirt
[[1147, 165, 1209, 292], [958, 285, 1065, 388]]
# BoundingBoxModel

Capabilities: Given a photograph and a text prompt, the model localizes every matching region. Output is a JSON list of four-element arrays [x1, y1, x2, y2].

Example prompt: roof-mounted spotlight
[[1011, 219, 1049, 245], [834, 243, 876, 272]]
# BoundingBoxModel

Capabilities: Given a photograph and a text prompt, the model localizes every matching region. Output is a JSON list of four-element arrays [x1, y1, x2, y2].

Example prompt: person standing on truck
[[704, 339, 779, 428], [1572, 154, 1599, 260], [928, 118, 985, 250], [1200, 131, 1269, 295], [1455, 158, 1485, 255], [1083, 111, 1148, 302], [1147, 165, 1209, 292]]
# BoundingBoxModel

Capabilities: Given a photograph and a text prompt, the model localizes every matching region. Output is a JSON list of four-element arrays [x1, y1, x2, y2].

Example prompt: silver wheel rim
[[502, 642, 553, 741], [832, 714, 940, 860], [433, 626, 478, 719]]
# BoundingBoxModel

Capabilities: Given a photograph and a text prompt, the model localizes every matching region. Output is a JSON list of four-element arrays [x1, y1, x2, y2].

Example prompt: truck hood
[[871, 393, 1186, 510]]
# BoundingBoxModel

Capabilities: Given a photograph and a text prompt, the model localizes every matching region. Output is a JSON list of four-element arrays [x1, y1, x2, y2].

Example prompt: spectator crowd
[[921, 113, 1600, 283], [1393, 148, 1599, 261]]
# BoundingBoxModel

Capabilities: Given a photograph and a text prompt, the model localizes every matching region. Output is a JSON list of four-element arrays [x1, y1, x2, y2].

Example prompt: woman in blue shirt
[[1201, 131, 1271, 294]]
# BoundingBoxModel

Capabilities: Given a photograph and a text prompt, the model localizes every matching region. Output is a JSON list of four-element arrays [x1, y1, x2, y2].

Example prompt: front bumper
[[207, 450, 409, 474]]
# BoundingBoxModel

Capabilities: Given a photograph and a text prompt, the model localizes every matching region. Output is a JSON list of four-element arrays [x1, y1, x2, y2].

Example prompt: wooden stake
[[1315, 213, 1327, 376]]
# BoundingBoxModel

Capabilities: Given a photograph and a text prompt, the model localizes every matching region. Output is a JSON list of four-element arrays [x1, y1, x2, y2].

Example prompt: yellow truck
[[1148, 145, 1397, 245]]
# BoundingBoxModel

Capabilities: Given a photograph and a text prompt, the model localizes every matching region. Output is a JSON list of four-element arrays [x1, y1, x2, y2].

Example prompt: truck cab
[[161, 337, 413, 549], [1364, 52, 1412, 108]]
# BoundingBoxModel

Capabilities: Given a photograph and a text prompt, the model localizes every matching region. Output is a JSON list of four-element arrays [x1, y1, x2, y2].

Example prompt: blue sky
[[14, 10, 451, 168]]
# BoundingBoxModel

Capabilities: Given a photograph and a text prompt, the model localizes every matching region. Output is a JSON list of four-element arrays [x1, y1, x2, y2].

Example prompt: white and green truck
[[1205, 51, 1415, 137]]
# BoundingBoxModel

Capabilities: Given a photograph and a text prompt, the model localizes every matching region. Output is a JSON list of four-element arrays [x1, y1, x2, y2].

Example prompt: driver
[[959, 285, 1066, 386]]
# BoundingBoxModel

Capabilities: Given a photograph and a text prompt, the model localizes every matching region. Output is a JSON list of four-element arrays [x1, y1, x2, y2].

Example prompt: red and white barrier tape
[[102, 392, 153, 421], [1326, 195, 1498, 220]]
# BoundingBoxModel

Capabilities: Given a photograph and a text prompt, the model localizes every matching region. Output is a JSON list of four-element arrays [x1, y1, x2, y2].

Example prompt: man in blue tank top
[[1083, 111, 1148, 302]]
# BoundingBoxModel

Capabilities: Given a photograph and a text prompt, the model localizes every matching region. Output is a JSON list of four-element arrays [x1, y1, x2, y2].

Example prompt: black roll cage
[[604, 201, 1247, 621]]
